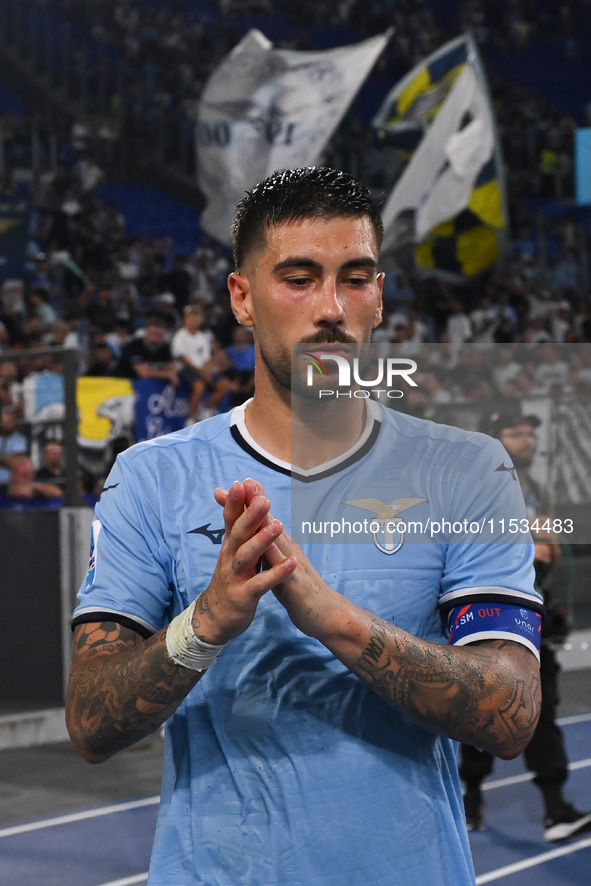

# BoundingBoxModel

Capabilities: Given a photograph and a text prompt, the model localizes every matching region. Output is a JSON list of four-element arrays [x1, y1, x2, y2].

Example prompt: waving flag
[[197, 28, 391, 246], [375, 35, 507, 280], [373, 35, 470, 140]]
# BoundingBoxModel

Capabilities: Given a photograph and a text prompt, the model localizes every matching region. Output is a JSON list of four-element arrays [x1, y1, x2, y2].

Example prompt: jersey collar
[[230, 399, 382, 483]]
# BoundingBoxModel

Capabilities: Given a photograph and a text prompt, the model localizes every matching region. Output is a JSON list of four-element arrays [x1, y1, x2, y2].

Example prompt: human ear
[[228, 272, 255, 327], [372, 272, 385, 329]]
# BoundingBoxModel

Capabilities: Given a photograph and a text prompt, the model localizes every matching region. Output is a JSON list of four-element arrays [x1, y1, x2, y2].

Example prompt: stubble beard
[[259, 328, 362, 399], [509, 451, 533, 470]]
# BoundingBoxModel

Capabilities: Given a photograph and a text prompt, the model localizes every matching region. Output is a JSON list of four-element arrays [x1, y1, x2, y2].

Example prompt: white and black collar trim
[[230, 399, 383, 483]]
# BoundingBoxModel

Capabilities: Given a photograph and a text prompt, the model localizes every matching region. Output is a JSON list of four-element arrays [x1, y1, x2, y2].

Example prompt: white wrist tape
[[166, 599, 228, 671]]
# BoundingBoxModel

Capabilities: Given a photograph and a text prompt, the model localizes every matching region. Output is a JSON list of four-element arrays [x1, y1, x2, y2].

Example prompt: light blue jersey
[[74, 401, 541, 886]]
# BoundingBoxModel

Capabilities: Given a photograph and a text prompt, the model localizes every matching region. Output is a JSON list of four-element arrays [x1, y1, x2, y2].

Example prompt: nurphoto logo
[[303, 352, 418, 400]]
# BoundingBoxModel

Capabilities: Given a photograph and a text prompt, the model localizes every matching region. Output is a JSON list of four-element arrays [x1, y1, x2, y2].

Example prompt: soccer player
[[66, 167, 542, 885]]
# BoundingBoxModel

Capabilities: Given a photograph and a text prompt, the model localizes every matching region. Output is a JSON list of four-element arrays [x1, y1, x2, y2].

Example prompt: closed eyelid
[[284, 276, 313, 286]]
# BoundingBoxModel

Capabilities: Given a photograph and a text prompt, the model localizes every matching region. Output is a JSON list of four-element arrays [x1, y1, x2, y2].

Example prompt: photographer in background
[[459, 410, 591, 842]]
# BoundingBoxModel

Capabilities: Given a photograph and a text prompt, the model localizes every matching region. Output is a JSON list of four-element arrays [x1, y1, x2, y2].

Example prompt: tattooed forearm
[[499, 675, 541, 740], [193, 590, 216, 635], [346, 616, 540, 759], [356, 620, 390, 677], [66, 621, 203, 763]]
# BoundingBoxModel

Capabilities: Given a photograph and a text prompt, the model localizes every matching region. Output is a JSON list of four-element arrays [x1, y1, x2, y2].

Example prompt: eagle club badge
[[344, 497, 427, 554]]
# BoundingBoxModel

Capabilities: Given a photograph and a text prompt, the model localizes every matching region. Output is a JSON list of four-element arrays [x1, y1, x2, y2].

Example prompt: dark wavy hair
[[231, 166, 383, 271]]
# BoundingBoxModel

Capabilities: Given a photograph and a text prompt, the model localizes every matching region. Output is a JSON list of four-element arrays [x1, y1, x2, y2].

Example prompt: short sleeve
[[437, 435, 543, 658], [73, 452, 174, 635]]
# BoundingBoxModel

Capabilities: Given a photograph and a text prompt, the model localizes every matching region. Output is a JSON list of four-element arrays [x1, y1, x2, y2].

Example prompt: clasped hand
[[195, 479, 340, 646]]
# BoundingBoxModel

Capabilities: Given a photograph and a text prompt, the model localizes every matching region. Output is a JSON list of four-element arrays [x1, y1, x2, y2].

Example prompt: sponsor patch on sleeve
[[85, 519, 102, 589], [447, 602, 542, 654]]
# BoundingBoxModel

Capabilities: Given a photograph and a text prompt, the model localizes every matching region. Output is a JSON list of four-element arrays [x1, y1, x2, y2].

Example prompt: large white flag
[[197, 28, 391, 246], [381, 65, 494, 252]]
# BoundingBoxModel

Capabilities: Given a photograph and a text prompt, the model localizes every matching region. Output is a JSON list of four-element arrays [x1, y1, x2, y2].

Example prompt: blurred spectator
[[224, 325, 255, 375], [29, 288, 59, 342], [534, 344, 570, 391], [105, 317, 133, 359], [186, 326, 256, 420], [491, 346, 522, 391], [0, 408, 28, 489], [494, 293, 519, 342], [160, 254, 193, 310], [86, 340, 119, 376], [0, 454, 63, 509], [115, 312, 179, 386], [443, 300, 472, 346], [86, 287, 119, 333], [469, 296, 499, 343], [523, 315, 553, 344], [35, 439, 66, 492], [115, 242, 141, 283], [213, 325, 256, 410], [152, 292, 182, 340], [97, 200, 126, 241], [1, 280, 27, 347], [0, 317, 8, 351], [0, 360, 24, 416], [171, 304, 216, 422]]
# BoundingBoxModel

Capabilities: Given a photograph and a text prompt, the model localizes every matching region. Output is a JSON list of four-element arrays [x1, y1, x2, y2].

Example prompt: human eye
[[344, 272, 373, 288], [285, 275, 312, 288]]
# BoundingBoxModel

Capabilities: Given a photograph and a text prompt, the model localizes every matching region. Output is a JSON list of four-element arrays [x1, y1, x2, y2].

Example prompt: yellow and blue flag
[[375, 35, 507, 280], [373, 35, 470, 138]]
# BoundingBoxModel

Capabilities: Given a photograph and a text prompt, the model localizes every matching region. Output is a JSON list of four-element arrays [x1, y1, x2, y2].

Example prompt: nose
[[314, 278, 345, 328]]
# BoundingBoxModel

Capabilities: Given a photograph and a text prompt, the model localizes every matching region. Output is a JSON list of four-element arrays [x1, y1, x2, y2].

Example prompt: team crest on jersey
[[344, 497, 427, 555], [373, 519, 405, 554]]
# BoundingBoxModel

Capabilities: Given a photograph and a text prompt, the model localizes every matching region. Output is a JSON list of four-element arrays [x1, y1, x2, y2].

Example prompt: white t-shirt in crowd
[[171, 328, 212, 370]]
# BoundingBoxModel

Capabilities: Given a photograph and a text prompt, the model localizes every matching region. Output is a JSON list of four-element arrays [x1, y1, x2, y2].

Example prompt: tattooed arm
[[66, 620, 202, 763], [270, 545, 540, 760], [205, 484, 541, 759], [334, 614, 540, 760], [66, 480, 297, 763]]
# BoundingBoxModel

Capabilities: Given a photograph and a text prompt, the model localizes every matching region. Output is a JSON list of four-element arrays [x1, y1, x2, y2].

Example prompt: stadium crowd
[[26, 1, 586, 203], [1, 0, 591, 504]]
